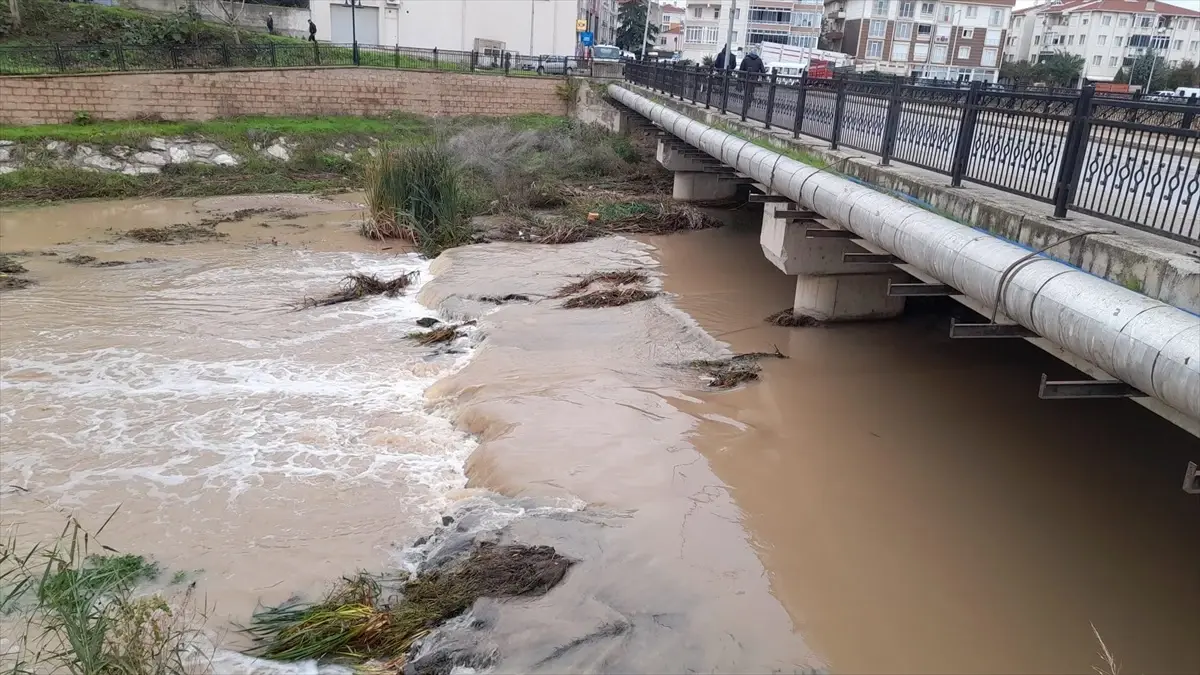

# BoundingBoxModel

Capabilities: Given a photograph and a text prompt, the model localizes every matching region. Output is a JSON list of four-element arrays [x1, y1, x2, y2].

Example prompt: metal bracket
[[949, 319, 1038, 338], [843, 252, 902, 264], [774, 209, 820, 220], [1038, 374, 1144, 400], [1184, 462, 1200, 494], [805, 228, 856, 239], [702, 166, 738, 174], [888, 282, 957, 296], [749, 194, 794, 203]]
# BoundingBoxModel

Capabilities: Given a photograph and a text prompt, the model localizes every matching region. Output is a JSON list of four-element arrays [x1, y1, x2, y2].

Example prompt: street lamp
[[1144, 25, 1168, 92], [343, 0, 359, 64]]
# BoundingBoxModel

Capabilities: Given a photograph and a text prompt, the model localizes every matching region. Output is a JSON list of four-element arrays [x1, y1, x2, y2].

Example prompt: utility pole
[[725, 0, 736, 70], [640, 0, 652, 59]]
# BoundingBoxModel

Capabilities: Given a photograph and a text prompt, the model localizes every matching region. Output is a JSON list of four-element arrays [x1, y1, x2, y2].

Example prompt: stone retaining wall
[[0, 67, 568, 125]]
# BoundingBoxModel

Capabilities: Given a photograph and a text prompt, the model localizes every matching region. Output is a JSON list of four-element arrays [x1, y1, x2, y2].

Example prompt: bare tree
[[203, 0, 248, 44]]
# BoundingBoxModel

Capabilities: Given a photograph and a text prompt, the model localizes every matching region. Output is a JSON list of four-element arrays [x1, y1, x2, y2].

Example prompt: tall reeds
[[362, 143, 473, 256]]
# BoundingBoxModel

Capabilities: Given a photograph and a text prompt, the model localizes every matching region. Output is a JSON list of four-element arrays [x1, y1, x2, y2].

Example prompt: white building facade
[[1004, 0, 1200, 85], [680, 0, 824, 62], [306, 0, 590, 56]]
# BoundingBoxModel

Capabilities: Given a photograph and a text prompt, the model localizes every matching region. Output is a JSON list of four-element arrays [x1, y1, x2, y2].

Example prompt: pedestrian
[[266, 12, 274, 35], [308, 18, 317, 42], [739, 48, 765, 100], [713, 44, 730, 70]]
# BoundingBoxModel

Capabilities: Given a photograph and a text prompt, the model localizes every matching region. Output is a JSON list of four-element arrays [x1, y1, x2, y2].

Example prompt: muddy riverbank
[[1, 195, 1197, 673]]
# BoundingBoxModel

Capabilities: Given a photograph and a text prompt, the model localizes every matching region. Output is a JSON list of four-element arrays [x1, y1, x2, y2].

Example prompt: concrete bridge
[[598, 83, 1200, 490]]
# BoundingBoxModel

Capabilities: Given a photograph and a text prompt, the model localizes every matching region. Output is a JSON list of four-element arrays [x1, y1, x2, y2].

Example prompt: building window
[[899, 2, 914, 19], [989, 8, 1003, 27], [1082, 16, 1088, 25], [1181, 19, 1189, 30], [713, 6, 720, 20], [867, 40, 884, 58], [1033, 35, 1040, 45], [792, 12, 818, 28], [1109, 56, 1118, 66], [984, 29, 1000, 46], [869, 20, 886, 37], [1115, 36, 1122, 46], [936, 24, 950, 40], [661, 22, 670, 32], [957, 45, 970, 59], [704, 26, 720, 43], [914, 42, 929, 60], [932, 44, 947, 62], [691, 6, 701, 19], [1098, 35, 1107, 45], [1067, 35, 1075, 45], [892, 42, 909, 60], [961, 28, 973, 39], [917, 23, 932, 39], [732, 30, 739, 42], [1079, 34, 1086, 45], [734, 8, 740, 19], [982, 47, 997, 66], [939, 4, 953, 23], [1139, 16, 1152, 28], [788, 35, 817, 47], [920, 2, 935, 17], [895, 22, 913, 40], [965, 5, 977, 19], [1092, 55, 1101, 65], [686, 25, 702, 42], [1192, 41, 1199, 52], [659, 36, 667, 45], [1118, 16, 1127, 27], [748, 7, 790, 24], [1102, 14, 1112, 26], [874, 0, 888, 16], [748, 29, 790, 44]]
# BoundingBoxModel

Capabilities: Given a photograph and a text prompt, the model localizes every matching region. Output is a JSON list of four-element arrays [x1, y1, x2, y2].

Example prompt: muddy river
[[1, 196, 1197, 673]]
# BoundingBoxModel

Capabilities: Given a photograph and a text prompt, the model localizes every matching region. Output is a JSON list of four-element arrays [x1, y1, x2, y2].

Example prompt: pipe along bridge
[[608, 85, 1200, 493]]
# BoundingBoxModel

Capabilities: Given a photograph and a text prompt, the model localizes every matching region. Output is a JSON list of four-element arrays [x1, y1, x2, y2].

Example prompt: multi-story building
[[1004, 0, 1200, 86], [659, 4, 687, 54], [681, 0, 824, 61], [827, 0, 1015, 81], [581, 0, 621, 46]]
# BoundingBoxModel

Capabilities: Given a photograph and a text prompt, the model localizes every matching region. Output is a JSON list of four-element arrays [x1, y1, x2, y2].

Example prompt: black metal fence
[[0, 42, 590, 78], [627, 62, 1200, 244]]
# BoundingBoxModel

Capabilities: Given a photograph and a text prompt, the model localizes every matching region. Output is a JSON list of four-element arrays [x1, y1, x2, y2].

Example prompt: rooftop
[[1013, 0, 1200, 17]]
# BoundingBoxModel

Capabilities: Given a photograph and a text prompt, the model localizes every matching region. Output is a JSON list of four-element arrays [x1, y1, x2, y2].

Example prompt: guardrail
[[627, 62, 1199, 244], [0, 42, 592, 78]]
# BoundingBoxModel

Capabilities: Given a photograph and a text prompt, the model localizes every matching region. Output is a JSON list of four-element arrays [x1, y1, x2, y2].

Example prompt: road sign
[[576, 19, 588, 32], [580, 31, 594, 46]]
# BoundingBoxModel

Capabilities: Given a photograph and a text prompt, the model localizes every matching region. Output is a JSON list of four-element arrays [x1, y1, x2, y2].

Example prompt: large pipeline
[[610, 84, 1200, 421]]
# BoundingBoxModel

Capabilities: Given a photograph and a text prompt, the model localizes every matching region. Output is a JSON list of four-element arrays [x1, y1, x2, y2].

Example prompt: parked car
[[521, 55, 575, 75], [592, 44, 622, 63]]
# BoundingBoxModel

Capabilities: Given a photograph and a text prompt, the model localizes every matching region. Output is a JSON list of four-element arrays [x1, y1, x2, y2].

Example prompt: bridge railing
[[0, 42, 592, 78], [628, 62, 1199, 244]]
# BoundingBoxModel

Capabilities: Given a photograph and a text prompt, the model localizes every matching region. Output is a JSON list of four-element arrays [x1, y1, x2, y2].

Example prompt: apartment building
[[581, 0, 621, 45], [659, 4, 686, 54], [1005, 0, 1200, 84], [681, 0, 824, 61], [829, 0, 1014, 81]]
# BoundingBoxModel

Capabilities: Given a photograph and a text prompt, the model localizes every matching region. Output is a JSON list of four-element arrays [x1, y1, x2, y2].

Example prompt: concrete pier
[[657, 139, 739, 202], [793, 273, 906, 321]]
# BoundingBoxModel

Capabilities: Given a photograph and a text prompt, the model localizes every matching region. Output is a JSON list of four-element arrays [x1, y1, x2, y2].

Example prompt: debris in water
[[685, 348, 788, 389], [298, 272, 418, 309], [61, 254, 98, 266], [0, 276, 34, 291], [243, 542, 573, 664], [554, 270, 648, 298], [407, 325, 465, 345], [478, 294, 531, 304], [0, 254, 28, 275], [124, 223, 228, 244], [561, 288, 658, 309], [415, 317, 441, 328], [765, 308, 822, 327]]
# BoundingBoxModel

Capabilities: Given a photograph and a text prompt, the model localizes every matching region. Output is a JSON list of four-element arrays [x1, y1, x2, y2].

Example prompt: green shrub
[[362, 143, 473, 256]]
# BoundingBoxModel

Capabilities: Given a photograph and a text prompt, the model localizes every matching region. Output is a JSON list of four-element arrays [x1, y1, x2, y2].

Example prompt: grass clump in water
[[244, 542, 572, 665], [124, 222, 228, 244], [362, 143, 473, 256], [764, 308, 822, 327], [406, 325, 464, 345], [298, 272, 418, 309], [0, 254, 28, 275], [685, 349, 788, 389], [554, 270, 648, 298], [561, 288, 658, 309]]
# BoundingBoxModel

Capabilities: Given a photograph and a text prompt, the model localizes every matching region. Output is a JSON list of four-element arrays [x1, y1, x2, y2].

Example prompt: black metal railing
[[627, 62, 1200, 244], [0, 42, 591, 78]]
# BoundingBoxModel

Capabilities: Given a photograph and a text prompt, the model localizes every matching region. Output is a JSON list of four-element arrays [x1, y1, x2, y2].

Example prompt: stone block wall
[[0, 67, 568, 125]]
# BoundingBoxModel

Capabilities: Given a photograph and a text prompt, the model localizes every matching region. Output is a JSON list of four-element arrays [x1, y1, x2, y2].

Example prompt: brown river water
[[1, 196, 1197, 673]]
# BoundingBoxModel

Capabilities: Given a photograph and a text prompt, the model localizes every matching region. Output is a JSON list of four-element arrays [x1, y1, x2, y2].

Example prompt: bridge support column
[[672, 171, 739, 201], [792, 273, 906, 322]]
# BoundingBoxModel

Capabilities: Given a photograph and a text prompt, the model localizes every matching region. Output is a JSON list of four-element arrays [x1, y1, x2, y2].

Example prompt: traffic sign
[[580, 31, 594, 46]]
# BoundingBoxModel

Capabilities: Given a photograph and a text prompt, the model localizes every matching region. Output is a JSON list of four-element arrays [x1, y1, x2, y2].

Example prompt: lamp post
[[725, 0, 737, 70], [640, 0, 652, 59], [1144, 25, 1168, 92], [343, 0, 359, 64]]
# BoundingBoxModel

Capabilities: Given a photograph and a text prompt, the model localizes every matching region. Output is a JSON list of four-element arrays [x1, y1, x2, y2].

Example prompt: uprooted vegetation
[[0, 254, 35, 291], [562, 288, 658, 309], [554, 270, 648, 298], [407, 324, 470, 345], [124, 223, 228, 244], [553, 268, 658, 309], [298, 272, 417, 309], [685, 349, 789, 389], [244, 542, 573, 666], [0, 254, 28, 275], [765, 308, 823, 327]]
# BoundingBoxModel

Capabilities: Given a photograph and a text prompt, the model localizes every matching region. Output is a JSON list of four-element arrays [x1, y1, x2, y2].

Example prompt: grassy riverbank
[[0, 114, 588, 206]]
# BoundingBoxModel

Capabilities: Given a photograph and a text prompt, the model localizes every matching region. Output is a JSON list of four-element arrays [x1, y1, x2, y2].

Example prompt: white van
[[1174, 86, 1200, 100], [766, 61, 806, 76]]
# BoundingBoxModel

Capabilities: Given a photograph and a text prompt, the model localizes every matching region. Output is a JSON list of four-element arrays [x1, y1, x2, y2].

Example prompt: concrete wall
[[119, 0, 311, 38], [0, 68, 567, 124]]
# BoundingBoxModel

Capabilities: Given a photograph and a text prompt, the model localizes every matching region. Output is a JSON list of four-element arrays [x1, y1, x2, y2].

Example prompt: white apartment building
[[1005, 0, 1200, 84], [827, 0, 1015, 82], [307, 0, 594, 56], [681, 0, 824, 62], [659, 4, 687, 54]]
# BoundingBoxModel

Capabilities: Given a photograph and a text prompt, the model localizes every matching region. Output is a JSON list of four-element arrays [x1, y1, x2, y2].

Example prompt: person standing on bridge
[[713, 45, 736, 71], [308, 18, 317, 42], [266, 12, 275, 35]]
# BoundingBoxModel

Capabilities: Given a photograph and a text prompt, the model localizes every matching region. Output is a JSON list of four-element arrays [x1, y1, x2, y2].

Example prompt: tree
[[1037, 51, 1085, 87], [1120, 51, 1175, 92], [203, 0, 247, 45], [1000, 59, 1040, 84], [1165, 59, 1198, 89], [616, 0, 658, 57]]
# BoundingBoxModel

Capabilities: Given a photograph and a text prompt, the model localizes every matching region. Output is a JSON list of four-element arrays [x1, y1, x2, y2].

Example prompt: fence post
[[720, 68, 730, 115], [432, 47, 438, 69], [879, 77, 903, 165], [470, 50, 477, 71], [352, 41, 360, 66], [740, 73, 752, 122], [504, 53, 511, 76], [394, 45, 399, 69], [949, 80, 983, 187], [270, 43, 277, 68], [313, 41, 321, 66], [563, 55, 569, 77], [116, 43, 127, 71], [793, 70, 808, 139], [1052, 84, 1095, 218], [704, 67, 713, 108], [830, 76, 848, 150], [221, 43, 231, 68], [170, 45, 180, 70], [54, 44, 66, 73], [764, 70, 778, 130], [1182, 94, 1197, 130]]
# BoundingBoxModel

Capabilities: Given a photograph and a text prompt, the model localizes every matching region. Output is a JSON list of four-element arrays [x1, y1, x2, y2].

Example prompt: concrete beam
[[793, 272, 907, 322], [673, 171, 739, 201]]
